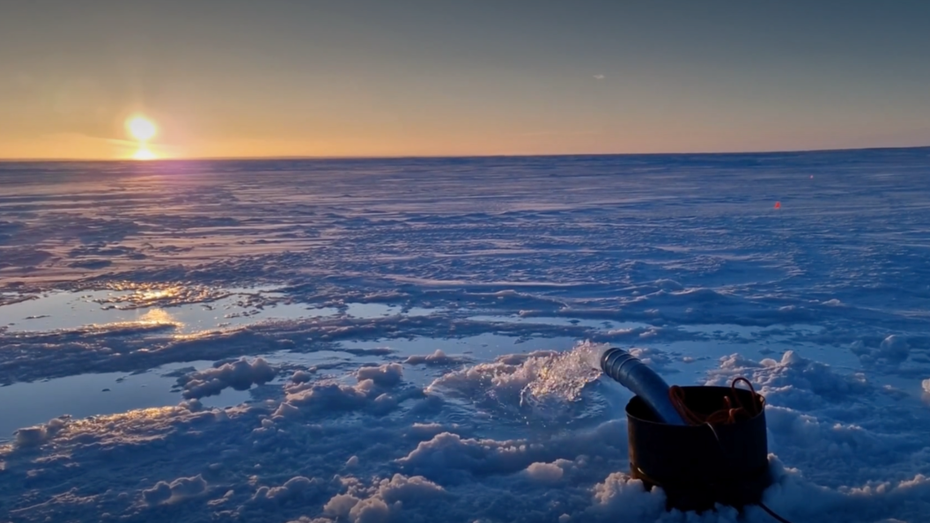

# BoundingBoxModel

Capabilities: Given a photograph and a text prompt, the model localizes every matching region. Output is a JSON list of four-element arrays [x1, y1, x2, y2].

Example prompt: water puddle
[[0, 288, 319, 334], [0, 287, 443, 335], [466, 314, 648, 331], [0, 361, 252, 442], [344, 303, 436, 319], [678, 323, 825, 339], [345, 333, 581, 361]]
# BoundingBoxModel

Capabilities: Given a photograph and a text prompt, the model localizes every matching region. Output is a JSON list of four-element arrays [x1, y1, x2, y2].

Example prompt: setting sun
[[127, 117, 157, 142], [132, 147, 157, 161]]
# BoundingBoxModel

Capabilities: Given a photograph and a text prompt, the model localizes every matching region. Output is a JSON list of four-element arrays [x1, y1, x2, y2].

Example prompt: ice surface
[[1, 151, 929, 522]]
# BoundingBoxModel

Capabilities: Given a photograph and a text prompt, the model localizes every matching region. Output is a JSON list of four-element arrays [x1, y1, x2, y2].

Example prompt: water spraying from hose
[[518, 342, 606, 409]]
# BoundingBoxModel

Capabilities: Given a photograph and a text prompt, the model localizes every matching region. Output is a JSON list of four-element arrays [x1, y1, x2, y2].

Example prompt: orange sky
[[2, 1, 929, 160]]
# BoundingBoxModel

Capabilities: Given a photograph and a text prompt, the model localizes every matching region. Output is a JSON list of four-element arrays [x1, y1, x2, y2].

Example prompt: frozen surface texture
[[1, 150, 929, 522]]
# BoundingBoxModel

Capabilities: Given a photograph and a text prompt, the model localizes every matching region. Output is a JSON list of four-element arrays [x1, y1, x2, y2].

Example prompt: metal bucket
[[626, 386, 772, 512]]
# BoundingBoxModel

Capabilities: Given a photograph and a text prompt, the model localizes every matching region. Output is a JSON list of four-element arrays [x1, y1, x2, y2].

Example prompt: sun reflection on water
[[137, 308, 180, 327]]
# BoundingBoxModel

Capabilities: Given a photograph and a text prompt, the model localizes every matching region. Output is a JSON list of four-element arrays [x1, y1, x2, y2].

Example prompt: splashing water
[[518, 341, 609, 409], [425, 341, 611, 423]]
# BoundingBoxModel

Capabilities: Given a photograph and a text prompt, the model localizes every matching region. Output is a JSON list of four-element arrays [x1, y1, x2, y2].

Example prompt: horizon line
[[1, 143, 927, 163]]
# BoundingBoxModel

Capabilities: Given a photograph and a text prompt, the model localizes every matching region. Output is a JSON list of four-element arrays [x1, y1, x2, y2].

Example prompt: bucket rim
[[625, 385, 766, 426]]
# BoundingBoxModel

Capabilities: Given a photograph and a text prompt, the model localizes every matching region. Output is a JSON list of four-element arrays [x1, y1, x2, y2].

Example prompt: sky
[[1, 0, 930, 160]]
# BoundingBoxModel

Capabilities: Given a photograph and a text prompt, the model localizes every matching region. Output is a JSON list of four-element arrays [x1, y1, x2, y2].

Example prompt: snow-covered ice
[[1, 150, 929, 522]]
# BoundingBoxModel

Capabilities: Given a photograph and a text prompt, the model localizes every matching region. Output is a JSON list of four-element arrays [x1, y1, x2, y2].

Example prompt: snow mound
[[404, 349, 469, 366], [320, 474, 446, 523], [177, 357, 276, 399]]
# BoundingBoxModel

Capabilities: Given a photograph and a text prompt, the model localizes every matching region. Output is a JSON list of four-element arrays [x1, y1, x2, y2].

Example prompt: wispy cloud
[[593, 74, 605, 80]]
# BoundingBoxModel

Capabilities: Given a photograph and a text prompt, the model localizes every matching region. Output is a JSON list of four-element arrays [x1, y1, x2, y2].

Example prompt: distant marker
[[774, 201, 781, 209]]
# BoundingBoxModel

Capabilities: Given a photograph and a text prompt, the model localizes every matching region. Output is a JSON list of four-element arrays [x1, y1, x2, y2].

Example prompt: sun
[[127, 117, 157, 142], [132, 147, 157, 161]]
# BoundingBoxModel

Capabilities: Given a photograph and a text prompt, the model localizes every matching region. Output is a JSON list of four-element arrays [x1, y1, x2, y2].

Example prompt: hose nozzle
[[601, 347, 685, 425]]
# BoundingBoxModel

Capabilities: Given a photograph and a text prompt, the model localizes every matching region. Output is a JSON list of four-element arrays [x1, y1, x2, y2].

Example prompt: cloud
[[593, 74, 606, 80]]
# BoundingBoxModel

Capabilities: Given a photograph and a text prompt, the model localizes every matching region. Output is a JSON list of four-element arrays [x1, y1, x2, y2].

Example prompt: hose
[[600, 347, 686, 425]]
